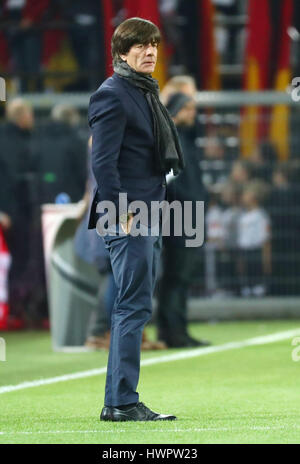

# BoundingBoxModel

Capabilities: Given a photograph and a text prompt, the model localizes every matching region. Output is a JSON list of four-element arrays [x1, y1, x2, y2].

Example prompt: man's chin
[[141, 65, 155, 74]]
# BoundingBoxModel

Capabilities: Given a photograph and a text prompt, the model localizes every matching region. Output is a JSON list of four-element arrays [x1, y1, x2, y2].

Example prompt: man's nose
[[145, 44, 155, 55]]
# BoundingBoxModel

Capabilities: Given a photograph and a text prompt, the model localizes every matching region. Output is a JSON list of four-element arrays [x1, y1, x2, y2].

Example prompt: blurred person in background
[[204, 190, 224, 296], [51, 103, 81, 127], [200, 133, 229, 192], [160, 75, 197, 104], [1, 0, 50, 92], [230, 159, 254, 185], [237, 179, 271, 297], [218, 181, 242, 295], [49, 0, 106, 91], [156, 92, 210, 348], [0, 158, 13, 233], [212, 0, 239, 65], [0, 97, 41, 327], [35, 103, 87, 205], [267, 163, 300, 296], [74, 136, 115, 350], [159, 0, 186, 76], [250, 141, 278, 183]]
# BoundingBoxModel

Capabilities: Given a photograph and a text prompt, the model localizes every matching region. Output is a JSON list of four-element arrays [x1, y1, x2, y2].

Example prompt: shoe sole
[[100, 416, 177, 422]]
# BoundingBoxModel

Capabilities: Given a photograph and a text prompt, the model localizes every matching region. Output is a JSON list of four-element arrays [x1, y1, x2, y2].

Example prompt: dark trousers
[[101, 221, 162, 407], [156, 246, 197, 340], [89, 271, 117, 337]]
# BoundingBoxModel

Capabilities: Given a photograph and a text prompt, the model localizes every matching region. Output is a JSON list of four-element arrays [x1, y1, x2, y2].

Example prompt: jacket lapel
[[113, 74, 153, 129]]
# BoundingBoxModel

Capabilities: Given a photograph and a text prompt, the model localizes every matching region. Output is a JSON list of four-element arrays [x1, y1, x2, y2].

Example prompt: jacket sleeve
[[88, 88, 128, 219]]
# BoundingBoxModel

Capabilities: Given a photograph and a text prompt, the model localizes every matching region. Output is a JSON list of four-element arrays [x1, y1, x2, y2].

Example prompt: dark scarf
[[113, 60, 185, 176]]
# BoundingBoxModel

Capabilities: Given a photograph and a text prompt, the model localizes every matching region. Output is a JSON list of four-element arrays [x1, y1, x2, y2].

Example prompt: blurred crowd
[[205, 159, 300, 299], [160, 77, 300, 304], [1, 74, 300, 337], [0, 0, 244, 93], [0, 0, 108, 92], [0, 97, 87, 328]]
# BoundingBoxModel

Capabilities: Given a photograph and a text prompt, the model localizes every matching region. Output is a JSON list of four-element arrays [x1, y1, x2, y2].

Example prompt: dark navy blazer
[[87, 73, 167, 229]]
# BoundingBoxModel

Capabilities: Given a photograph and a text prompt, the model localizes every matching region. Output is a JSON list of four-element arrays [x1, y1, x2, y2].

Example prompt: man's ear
[[120, 54, 127, 61]]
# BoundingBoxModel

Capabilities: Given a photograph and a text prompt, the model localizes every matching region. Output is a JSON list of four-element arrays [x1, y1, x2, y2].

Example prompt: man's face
[[120, 42, 158, 74]]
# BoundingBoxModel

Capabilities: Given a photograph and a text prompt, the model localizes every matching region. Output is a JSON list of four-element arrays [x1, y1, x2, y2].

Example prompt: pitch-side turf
[[0, 320, 300, 444]]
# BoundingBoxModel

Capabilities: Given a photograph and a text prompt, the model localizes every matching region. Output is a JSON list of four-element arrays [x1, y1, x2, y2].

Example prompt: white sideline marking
[[0, 328, 299, 395], [0, 425, 298, 436]]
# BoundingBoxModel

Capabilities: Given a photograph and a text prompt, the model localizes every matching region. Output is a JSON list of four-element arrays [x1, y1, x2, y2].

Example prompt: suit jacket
[[87, 72, 167, 229]]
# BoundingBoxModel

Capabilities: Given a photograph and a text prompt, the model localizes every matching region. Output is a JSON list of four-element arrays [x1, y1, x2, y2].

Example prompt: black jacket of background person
[[34, 120, 87, 205], [0, 121, 36, 220], [87, 72, 167, 229], [163, 125, 206, 248], [0, 157, 13, 217]]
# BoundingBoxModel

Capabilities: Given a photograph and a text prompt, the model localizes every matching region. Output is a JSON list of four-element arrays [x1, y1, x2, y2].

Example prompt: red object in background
[[124, 0, 161, 23], [123, 0, 168, 86], [0, 228, 26, 331], [198, 0, 220, 90], [0, 227, 11, 331], [241, 0, 293, 159], [269, 0, 293, 161], [240, 0, 272, 157], [22, 0, 50, 23], [0, 32, 9, 69], [42, 29, 66, 67], [102, 0, 116, 77], [243, 0, 272, 91], [2, 0, 50, 23], [0, 303, 9, 331]]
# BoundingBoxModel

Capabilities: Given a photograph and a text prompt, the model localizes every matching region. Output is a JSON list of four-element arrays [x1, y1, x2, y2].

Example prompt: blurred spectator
[[35, 103, 87, 205], [50, 0, 106, 91], [0, 157, 13, 231], [159, 0, 185, 76], [204, 192, 224, 295], [237, 179, 271, 297], [213, 0, 239, 64], [0, 97, 42, 325], [218, 181, 242, 295], [1, 0, 50, 92], [176, 0, 201, 82], [267, 163, 300, 295], [250, 141, 278, 182], [230, 159, 254, 185], [200, 134, 230, 192], [156, 92, 210, 348], [160, 75, 196, 104], [74, 136, 115, 350], [51, 103, 81, 127]]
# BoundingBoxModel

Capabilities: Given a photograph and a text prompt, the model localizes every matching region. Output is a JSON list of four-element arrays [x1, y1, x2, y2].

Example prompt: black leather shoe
[[100, 406, 112, 421], [100, 402, 177, 422], [159, 331, 211, 348], [185, 336, 211, 347]]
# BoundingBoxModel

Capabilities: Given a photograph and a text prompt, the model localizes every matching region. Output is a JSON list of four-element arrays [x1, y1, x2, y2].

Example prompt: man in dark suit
[[87, 17, 184, 422]]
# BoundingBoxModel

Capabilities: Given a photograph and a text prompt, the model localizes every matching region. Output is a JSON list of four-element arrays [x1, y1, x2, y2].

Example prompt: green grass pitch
[[1, 320, 300, 444]]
